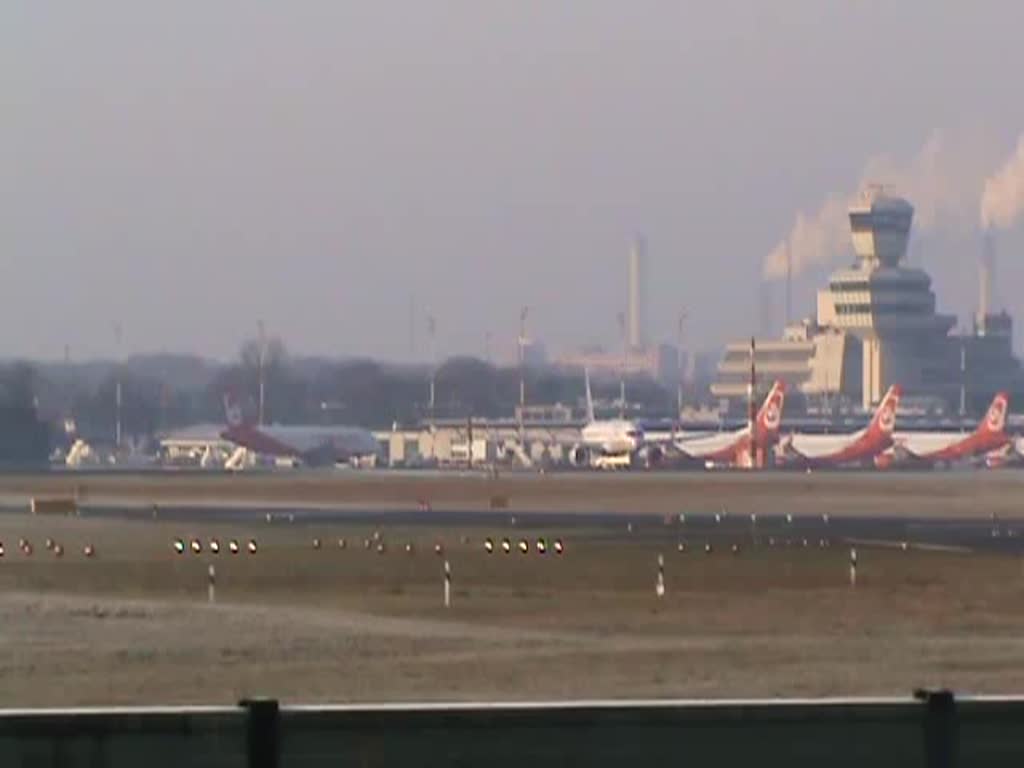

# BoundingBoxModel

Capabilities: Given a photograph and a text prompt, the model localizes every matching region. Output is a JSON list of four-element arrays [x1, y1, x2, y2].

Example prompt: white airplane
[[219, 394, 380, 468], [880, 392, 1010, 469], [986, 435, 1024, 469], [778, 385, 902, 469], [569, 370, 645, 468], [672, 380, 786, 468]]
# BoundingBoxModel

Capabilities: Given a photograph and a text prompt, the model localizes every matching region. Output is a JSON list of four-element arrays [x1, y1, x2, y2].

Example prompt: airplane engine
[[986, 451, 1008, 470], [873, 452, 894, 470], [641, 444, 663, 468], [569, 444, 590, 467]]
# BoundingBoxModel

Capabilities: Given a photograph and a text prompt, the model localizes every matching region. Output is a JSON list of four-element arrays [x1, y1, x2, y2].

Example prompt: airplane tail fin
[[979, 392, 1009, 435], [867, 384, 901, 438], [584, 368, 595, 423], [755, 380, 785, 439], [222, 389, 248, 429]]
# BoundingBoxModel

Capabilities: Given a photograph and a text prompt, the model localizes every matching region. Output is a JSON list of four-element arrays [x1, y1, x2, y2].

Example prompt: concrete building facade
[[713, 190, 1023, 414], [820, 192, 958, 407]]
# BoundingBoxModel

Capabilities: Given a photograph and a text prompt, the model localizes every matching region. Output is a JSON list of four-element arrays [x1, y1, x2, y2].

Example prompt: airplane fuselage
[[783, 428, 890, 467], [888, 429, 1010, 466], [579, 420, 643, 456], [221, 423, 380, 465]]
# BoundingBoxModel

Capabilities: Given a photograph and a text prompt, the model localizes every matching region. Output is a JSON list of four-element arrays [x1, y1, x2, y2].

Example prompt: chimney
[[758, 280, 775, 336], [627, 235, 647, 350], [979, 230, 996, 320], [785, 245, 792, 326]]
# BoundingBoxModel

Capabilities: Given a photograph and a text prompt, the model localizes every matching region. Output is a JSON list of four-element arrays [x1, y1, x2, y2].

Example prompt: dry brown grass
[[3, 507, 1024, 706]]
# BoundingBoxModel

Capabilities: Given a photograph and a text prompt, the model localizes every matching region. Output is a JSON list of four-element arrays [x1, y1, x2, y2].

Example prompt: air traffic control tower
[[816, 190, 958, 408]]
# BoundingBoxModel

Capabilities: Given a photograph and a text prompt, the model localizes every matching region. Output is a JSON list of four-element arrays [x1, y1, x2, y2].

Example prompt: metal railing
[[1, 690, 1022, 767]]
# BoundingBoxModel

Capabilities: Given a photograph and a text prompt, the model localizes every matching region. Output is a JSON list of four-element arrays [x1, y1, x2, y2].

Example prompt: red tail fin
[[223, 390, 248, 428], [866, 385, 901, 438], [979, 392, 1009, 435], [755, 380, 785, 439]]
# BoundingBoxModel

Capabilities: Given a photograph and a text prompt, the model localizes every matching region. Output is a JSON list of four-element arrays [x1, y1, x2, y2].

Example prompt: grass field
[[3, 498, 1024, 706]]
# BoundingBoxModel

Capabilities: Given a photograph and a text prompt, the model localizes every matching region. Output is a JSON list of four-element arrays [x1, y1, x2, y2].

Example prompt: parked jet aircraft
[[569, 369, 645, 468], [778, 385, 902, 469], [220, 394, 380, 467], [671, 380, 786, 468], [880, 392, 1010, 468]]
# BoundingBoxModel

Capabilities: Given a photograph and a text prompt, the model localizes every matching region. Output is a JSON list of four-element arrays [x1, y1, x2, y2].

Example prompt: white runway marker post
[[849, 547, 858, 588], [655, 554, 665, 598], [208, 564, 216, 604], [443, 560, 452, 608]]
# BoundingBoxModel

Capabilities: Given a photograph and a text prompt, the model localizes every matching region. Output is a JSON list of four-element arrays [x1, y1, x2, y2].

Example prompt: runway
[[1, 467, 1023, 519]]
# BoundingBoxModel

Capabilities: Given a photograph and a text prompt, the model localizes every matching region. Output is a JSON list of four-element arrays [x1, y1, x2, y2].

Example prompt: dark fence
[[1, 691, 1022, 767]]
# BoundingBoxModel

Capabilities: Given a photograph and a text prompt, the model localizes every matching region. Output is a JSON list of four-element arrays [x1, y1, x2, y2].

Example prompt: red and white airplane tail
[[222, 390, 248, 429], [754, 380, 785, 443], [864, 385, 902, 443], [978, 392, 1009, 438]]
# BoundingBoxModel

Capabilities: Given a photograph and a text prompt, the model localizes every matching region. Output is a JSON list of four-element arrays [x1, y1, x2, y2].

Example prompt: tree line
[[0, 363, 50, 464], [13, 337, 697, 453]]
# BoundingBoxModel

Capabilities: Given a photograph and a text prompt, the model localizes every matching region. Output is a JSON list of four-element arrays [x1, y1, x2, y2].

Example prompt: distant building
[[713, 190, 1023, 414], [557, 344, 679, 388], [519, 338, 547, 368], [714, 320, 861, 411], [514, 403, 575, 423]]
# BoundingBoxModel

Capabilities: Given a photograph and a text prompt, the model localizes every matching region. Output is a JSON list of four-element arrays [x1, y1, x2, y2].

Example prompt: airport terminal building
[[714, 191, 1022, 414]]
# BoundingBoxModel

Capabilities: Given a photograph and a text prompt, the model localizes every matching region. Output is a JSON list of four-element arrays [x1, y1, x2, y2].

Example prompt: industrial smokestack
[[747, 337, 756, 429], [758, 280, 774, 336], [627, 235, 647, 350], [785, 245, 792, 326], [979, 230, 996, 320], [408, 294, 417, 357], [748, 337, 757, 467]]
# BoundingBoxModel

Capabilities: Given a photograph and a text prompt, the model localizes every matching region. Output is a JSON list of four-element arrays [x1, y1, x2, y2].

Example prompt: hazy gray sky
[[4, 2, 1024, 361]]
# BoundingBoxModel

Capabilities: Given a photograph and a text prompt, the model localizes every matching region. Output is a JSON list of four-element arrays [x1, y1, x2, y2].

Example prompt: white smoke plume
[[762, 197, 849, 280], [980, 135, 1024, 230], [763, 130, 996, 280]]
